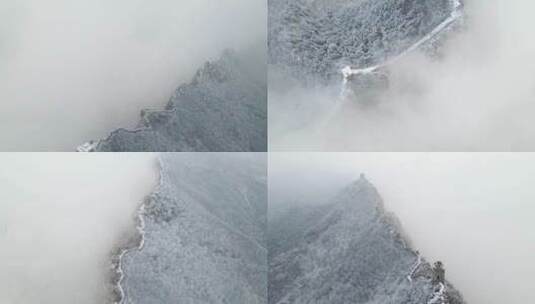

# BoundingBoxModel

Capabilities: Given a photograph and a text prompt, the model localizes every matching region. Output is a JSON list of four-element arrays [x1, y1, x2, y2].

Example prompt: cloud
[[269, 152, 535, 303], [0, 0, 265, 150], [0, 153, 158, 303], [269, 0, 535, 151]]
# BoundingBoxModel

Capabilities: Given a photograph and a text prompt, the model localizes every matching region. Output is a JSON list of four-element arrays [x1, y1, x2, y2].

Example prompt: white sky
[[269, 152, 535, 304], [0, 153, 158, 303]]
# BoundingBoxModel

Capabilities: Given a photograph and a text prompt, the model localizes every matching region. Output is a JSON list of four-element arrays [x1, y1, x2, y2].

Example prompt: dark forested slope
[[269, 0, 456, 81]]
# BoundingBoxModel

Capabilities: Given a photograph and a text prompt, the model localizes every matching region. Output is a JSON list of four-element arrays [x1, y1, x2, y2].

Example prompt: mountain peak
[[343, 173, 376, 197], [269, 177, 466, 304], [84, 48, 267, 152]]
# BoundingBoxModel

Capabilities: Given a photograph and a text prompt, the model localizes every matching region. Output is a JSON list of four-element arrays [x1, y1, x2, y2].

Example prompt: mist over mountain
[[0, 154, 158, 304], [269, 176, 465, 304], [269, 0, 535, 151], [116, 153, 267, 303], [0, 0, 265, 151], [78, 47, 266, 152]]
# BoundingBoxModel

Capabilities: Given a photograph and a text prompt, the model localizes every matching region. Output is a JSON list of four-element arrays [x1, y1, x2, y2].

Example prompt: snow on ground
[[341, 0, 463, 86]]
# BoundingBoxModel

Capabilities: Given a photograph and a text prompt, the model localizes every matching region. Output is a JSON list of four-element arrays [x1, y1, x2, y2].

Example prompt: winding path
[[341, 0, 463, 87], [407, 253, 422, 282]]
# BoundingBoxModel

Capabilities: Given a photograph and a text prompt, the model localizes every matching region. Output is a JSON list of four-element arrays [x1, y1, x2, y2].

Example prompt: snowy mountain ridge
[[268, 175, 466, 304], [113, 153, 267, 304], [78, 49, 267, 152]]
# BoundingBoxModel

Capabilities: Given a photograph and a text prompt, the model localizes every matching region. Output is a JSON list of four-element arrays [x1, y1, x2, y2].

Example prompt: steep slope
[[268, 175, 465, 304], [79, 49, 267, 152], [269, 0, 458, 82], [115, 153, 267, 304]]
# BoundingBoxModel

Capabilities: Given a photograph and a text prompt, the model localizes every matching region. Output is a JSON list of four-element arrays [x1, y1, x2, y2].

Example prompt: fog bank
[[269, 153, 535, 304], [0, 153, 158, 303], [270, 0, 535, 151], [0, 0, 265, 151]]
